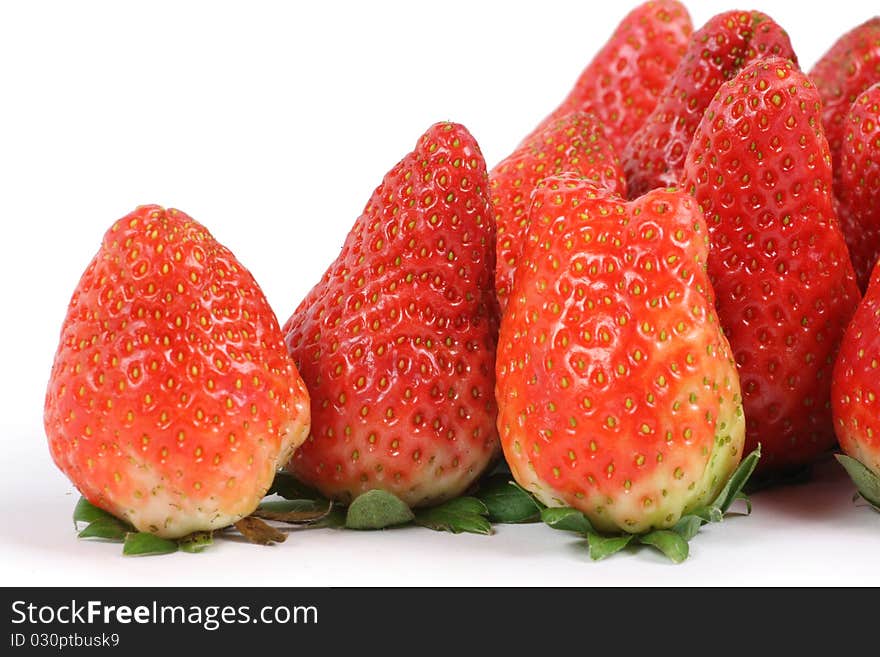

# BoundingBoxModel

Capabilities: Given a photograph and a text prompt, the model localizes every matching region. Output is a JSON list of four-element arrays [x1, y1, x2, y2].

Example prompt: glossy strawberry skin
[[496, 176, 744, 534], [623, 10, 797, 199], [682, 58, 859, 472], [283, 123, 499, 507], [836, 83, 880, 291], [524, 1, 693, 154], [810, 18, 880, 183], [491, 112, 626, 311], [44, 206, 311, 538], [832, 262, 880, 478]]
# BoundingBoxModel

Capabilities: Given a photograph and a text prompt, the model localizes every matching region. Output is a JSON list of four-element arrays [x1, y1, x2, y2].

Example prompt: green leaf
[[258, 499, 326, 514], [77, 517, 128, 541], [587, 532, 633, 560], [733, 491, 753, 515], [178, 532, 213, 553], [639, 530, 690, 564], [672, 515, 703, 541], [691, 505, 723, 523], [836, 454, 880, 509], [541, 507, 594, 535], [413, 497, 492, 535], [313, 507, 346, 528], [267, 472, 322, 501], [73, 497, 122, 525], [475, 475, 542, 523], [713, 446, 761, 513], [345, 490, 415, 530], [123, 532, 179, 556]]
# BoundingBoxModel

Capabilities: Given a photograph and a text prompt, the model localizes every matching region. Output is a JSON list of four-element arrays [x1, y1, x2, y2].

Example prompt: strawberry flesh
[[284, 123, 499, 507], [45, 206, 310, 538], [497, 176, 744, 533], [523, 0, 693, 154], [623, 10, 797, 199], [491, 112, 625, 311], [836, 83, 880, 291], [682, 59, 859, 471]]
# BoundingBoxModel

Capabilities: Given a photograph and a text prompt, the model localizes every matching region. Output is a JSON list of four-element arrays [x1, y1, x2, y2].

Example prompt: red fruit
[[491, 112, 625, 311], [44, 206, 310, 538], [810, 18, 880, 182], [496, 176, 744, 533], [681, 58, 859, 472], [832, 261, 880, 478], [523, 1, 693, 154], [283, 122, 499, 507], [836, 83, 880, 291], [623, 10, 797, 199]]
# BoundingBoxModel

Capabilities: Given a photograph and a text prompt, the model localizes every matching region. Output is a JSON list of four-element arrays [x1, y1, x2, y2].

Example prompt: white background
[[1, 0, 878, 586]]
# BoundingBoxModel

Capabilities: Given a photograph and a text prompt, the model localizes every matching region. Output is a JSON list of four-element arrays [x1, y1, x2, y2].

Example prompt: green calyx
[[69, 448, 762, 560], [836, 454, 880, 511], [542, 446, 761, 564]]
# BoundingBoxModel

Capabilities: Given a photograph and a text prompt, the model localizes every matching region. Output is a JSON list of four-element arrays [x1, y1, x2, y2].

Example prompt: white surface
[[1, 0, 879, 586]]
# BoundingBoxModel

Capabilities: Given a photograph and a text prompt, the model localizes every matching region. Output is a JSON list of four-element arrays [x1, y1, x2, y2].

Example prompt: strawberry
[[681, 58, 860, 472], [836, 82, 880, 291], [623, 10, 797, 199], [833, 261, 880, 482], [496, 175, 745, 534], [809, 18, 880, 184], [491, 112, 625, 311], [523, 0, 693, 155], [44, 205, 311, 538], [283, 122, 499, 507]]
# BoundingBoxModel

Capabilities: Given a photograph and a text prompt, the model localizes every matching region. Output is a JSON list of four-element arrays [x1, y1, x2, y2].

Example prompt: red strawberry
[[836, 83, 880, 291], [832, 261, 880, 479], [810, 18, 880, 183], [681, 58, 859, 472], [283, 122, 499, 507], [496, 176, 745, 533], [44, 206, 310, 538], [623, 10, 797, 199], [491, 112, 625, 311], [523, 0, 693, 154]]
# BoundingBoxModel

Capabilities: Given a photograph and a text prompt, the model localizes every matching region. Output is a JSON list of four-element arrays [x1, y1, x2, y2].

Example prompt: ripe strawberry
[[283, 122, 499, 507], [44, 205, 311, 538], [496, 176, 745, 533], [681, 58, 859, 472], [523, 0, 693, 154], [836, 83, 880, 291], [832, 261, 880, 480], [491, 112, 625, 311], [623, 10, 797, 199], [810, 18, 880, 182]]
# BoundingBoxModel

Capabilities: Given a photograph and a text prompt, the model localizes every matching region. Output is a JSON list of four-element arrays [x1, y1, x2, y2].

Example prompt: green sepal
[[122, 532, 179, 556], [586, 533, 633, 561], [475, 475, 543, 523], [413, 497, 492, 535], [258, 499, 327, 514], [267, 472, 323, 501], [541, 507, 594, 535], [836, 454, 880, 510], [77, 517, 129, 541], [345, 490, 414, 530], [639, 530, 689, 564], [178, 532, 213, 553], [672, 515, 703, 541], [313, 507, 347, 529], [73, 497, 119, 525], [713, 446, 761, 514]]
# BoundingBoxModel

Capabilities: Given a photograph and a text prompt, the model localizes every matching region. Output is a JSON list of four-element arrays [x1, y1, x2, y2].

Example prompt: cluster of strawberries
[[44, 2, 880, 554]]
